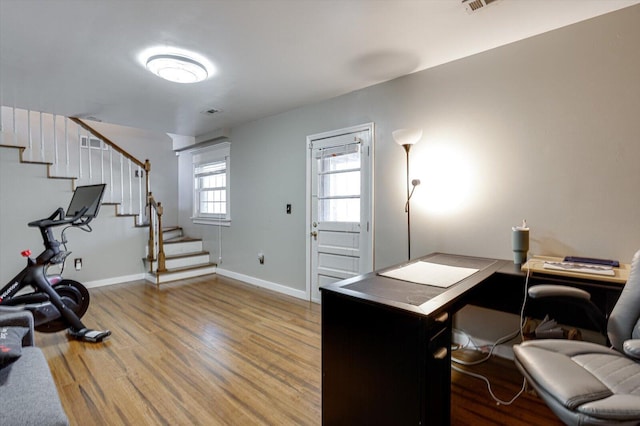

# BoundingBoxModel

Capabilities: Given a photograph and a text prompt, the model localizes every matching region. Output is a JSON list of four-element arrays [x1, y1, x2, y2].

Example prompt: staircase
[[146, 227, 217, 284], [1, 105, 217, 286]]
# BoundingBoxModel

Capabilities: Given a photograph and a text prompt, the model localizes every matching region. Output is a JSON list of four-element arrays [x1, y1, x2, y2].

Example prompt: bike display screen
[[66, 184, 106, 218]]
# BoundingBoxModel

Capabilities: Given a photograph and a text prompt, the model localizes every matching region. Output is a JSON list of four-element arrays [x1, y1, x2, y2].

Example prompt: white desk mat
[[379, 261, 479, 288]]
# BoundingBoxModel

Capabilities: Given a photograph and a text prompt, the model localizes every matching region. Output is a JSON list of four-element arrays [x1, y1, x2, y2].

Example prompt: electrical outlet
[[258, 253, 265, 264], [74, 258, 82, 271], [286, 204, 292, 214]]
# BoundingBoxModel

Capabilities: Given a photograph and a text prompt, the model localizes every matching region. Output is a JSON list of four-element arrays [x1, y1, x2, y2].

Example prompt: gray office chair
[[513, 250, 640, 426]]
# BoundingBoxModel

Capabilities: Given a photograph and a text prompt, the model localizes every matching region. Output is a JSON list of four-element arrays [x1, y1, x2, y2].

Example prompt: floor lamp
[[393, 128, 422, 261]]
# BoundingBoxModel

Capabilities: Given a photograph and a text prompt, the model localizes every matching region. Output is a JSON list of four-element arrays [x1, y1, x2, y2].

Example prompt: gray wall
[[178, 5, 640, 295]]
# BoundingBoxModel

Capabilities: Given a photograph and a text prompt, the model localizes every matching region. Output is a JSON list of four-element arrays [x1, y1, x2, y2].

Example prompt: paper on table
[[379, 261, 479, 288]]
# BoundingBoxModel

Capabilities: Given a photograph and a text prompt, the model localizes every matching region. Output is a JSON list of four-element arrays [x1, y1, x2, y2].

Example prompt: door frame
[[305, 122, 375, 302]]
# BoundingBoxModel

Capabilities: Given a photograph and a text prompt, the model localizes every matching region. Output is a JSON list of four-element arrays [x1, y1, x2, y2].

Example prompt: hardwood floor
[[36, 275, 562, 425], [451, 350, 563, 425]]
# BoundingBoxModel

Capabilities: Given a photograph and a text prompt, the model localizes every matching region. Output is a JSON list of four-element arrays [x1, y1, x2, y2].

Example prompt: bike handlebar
[[28, 206, 91, 229]]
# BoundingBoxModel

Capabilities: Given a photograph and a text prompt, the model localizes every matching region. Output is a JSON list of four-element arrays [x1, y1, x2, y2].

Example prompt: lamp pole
[[403, 143, 412, 261], [393, 128, 422, 262]]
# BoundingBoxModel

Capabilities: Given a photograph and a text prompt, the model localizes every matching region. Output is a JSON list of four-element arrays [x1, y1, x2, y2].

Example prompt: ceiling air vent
[[200, 108, 222, 116], [462, 0, 498, 13]]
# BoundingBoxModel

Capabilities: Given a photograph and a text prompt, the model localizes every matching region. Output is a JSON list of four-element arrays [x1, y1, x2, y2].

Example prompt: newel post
[[157, 202, 166, 273], [147, 192, 155, 267]]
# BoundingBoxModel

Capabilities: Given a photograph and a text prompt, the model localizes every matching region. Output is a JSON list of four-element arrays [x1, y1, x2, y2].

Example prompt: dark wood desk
[[320, 253, 627, 425], [320, 253, 509, 425], [471, 261, 625, 328]]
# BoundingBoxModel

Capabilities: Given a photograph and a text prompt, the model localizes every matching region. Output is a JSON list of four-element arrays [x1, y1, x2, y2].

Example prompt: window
[[80, 135, 108, 150], [316, 143, 361, 222], [192, 142, 230, 225]]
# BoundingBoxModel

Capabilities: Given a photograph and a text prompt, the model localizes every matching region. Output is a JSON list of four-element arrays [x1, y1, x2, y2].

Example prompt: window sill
[[192, 218, 231, 227]]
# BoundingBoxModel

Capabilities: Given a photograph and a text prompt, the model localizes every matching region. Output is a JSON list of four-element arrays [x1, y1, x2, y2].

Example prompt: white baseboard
[[83, 273, 147, 288], [216, 268, 308, 301], [82, 269, 309, 303]]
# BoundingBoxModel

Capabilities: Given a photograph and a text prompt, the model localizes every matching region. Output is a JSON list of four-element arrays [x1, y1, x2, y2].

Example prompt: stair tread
[[48, 175, 77, 180], [163, 226, 182, 232], [164, 236, 202, 244], [152, 262, 217, 275], [166, 250, 210, 260], [22, 160, 53, 165]]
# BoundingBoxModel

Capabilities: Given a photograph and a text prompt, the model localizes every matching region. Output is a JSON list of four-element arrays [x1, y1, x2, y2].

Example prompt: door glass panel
[[319, 151, 360, 172], [318, 171, 360, 198], [319, 198, 360, 222], [317, 147, 361, 223]]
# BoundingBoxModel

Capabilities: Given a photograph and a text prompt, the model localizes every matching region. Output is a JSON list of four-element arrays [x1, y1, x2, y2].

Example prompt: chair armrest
[[528, 284, 591, 300], [623, 339, 640, 360], [527, 284, 607, 336], [0, 307, 35, 346]]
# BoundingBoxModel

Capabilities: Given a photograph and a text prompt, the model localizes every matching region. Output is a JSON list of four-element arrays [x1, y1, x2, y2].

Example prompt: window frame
[[191, 142, 231, 226], [80, 135, 108, 150]]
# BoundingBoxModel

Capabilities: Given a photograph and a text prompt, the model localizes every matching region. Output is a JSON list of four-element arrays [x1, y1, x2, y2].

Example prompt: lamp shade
[[392, 128, 423, 146], [146, 54, 208, 83]]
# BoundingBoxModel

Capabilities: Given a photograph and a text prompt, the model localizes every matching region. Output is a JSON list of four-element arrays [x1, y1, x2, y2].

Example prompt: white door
[[306, 124, 374, 302]]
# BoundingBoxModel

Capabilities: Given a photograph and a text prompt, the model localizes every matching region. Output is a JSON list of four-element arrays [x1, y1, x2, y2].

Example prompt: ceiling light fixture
[[146, 54, 208, 83]]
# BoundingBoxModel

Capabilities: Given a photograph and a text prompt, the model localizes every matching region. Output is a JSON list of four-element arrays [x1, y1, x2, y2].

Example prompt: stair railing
[[1, 105, 167, 275], [69, 117, 150, 224], [71, 118, 165, 274], [0, 106, 148, 223]]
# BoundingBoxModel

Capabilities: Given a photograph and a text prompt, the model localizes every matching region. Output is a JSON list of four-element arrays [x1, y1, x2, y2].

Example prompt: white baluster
[[100, 139, 104, 184], [53, 115, 59, 174], [120, 152, 124, 209], [39, 112, 44, 162], [88, 132, 93, 182], [109, 148, 114, 202], [138, 166, 143, 223], [64, 118, 70, 175], [27, 109, 32, 159], [77, 126, 82, 179], [128, 158, 133, 214], [12, 106, 17, 145]]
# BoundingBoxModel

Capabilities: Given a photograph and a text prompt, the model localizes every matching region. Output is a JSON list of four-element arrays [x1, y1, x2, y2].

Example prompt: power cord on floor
[[450, 264, 532, 405], [452, 364, 527, 406], [451, 328, 520, 366]]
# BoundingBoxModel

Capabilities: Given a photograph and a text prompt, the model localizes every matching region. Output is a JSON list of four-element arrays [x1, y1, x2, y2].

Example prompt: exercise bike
[[0, 184, 111, 343]]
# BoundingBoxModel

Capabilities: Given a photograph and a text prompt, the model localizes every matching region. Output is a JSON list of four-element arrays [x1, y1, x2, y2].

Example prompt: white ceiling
[[1, 0, 638, 138]]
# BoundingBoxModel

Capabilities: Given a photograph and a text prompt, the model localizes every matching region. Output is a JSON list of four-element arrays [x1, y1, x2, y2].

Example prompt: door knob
[[311, 231, 318, 240]]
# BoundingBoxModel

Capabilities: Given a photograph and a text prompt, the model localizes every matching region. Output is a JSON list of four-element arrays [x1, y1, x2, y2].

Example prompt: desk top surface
[[320, 253, 510, 317], [521, 256, 629, 285]]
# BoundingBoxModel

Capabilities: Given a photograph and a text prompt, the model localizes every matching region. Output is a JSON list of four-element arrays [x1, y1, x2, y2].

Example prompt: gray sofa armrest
[[0, 307, 35, 346]]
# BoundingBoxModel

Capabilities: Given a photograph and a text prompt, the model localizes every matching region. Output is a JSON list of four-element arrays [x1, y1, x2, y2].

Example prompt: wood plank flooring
[[36, 275, 562, 425], [451, 350, 563, 425]]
